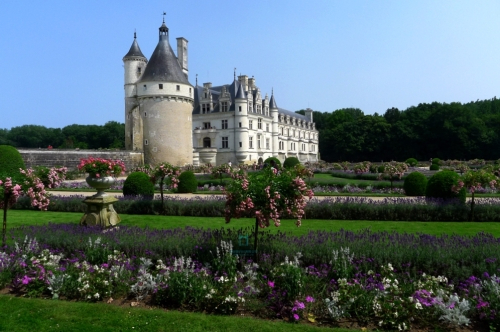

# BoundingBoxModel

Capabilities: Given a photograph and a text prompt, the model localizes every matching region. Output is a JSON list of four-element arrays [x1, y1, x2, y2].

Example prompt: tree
[[0, 169, 50, 246], [150, 163, 180, 213], [379, 161, 408, 190], [452, 170, 500, 221], [224, 166, 313, 257]]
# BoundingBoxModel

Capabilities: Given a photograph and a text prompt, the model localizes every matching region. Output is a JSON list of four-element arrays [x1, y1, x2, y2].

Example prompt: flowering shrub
[[379, 161, 408, 190], [0, 169, 50, 246], [77, 157, 126, 178], [352, 161, 371, 174], [224, 166, 314, 229], [34, 166, 67, 189], [452, 169, 500, 220]]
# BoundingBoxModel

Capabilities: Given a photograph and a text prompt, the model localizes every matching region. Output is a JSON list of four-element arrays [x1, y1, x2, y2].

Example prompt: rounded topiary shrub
[[403, 171, 428, 196], [425, 170, 466, 204], [283, 157, 300, 169], [405, 158, 418, 167], [430, 164, 440, 171], [377, 165, 385, 173], [263, 157, 281, 168], [0, 145, 25, 178], [177, 171, 198, 193], [123, 172, 154, 199], [432, 158, 441, 165]]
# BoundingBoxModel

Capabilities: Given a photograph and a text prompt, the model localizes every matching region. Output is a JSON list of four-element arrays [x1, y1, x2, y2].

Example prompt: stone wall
[[18, 149, 144, 172]]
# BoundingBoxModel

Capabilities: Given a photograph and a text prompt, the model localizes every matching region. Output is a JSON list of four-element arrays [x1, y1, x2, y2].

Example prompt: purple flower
[[21, 275, 31, 285], [305, 296, 315, 303], [293, 314, 299, 320], [294, 300, 305, 310], [267, 281, 274, 288]]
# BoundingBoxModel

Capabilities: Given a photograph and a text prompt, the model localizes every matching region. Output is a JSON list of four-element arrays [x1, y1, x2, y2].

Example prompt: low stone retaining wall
[[18, 149, 144, 171]]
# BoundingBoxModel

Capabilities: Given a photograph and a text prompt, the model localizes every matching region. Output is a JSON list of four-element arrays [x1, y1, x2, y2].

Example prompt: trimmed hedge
[[429, 164, 440, 171], [263, 157, 281, 168], [0, 145, 25, 178], [405, 158, 418, 167], [403, 172, 427, 196], [426, 170, 466, 204], [123, 172, 154, 199], [283, 157, 300, 169], [177, 171, 198, 193]]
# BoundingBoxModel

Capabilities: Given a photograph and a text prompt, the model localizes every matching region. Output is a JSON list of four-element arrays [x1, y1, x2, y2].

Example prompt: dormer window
[[221, 101, 228, 112]]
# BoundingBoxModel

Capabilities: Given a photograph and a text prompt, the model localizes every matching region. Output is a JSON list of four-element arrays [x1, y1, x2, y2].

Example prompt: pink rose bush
[[0, 168, 51, 246], [224, 165, 314, 229]]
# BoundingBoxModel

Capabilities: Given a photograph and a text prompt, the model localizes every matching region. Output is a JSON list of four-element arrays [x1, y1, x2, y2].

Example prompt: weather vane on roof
[[163, 12, 166, 23]]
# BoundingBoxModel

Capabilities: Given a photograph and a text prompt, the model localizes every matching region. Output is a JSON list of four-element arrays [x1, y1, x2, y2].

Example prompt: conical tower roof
[[123, 32, 146, 59], [269, 91, 278, 109], [235, 81, 246, 99], [139, 21, 190, 84]]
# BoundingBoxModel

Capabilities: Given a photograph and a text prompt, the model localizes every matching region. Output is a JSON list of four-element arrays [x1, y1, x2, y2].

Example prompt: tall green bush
[[0, 145, 25, 178], [405, 158, 418, 167], [263, 157, 281, 168], [403, 172, 427, 196], [123, 172, 154, 199], [432, 158, 441, 165], [283, 157, 300, 169], [177, 171, 197, 193], [425, 170, 465, 203]]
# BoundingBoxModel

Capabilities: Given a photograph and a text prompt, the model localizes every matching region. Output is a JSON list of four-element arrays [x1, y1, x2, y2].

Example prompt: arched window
[[203, 137, 211, 148]]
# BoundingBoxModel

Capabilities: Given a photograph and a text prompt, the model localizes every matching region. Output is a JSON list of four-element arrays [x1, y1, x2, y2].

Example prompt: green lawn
[[7, 210, 500, 237], [0, 296, 350, 332]]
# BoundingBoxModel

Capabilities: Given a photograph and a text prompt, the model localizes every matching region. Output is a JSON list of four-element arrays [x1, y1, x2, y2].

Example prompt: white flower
[[415, 302, 423, 310], [94, 292, 100, 299]]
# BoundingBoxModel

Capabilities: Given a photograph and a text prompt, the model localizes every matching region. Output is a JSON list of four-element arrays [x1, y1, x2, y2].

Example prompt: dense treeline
[[0, 121, 124, 149], [299, 97, 500, 162]]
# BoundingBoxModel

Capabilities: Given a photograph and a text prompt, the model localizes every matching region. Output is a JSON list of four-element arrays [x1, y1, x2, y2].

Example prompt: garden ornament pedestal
[[80, 176, 121, 227]]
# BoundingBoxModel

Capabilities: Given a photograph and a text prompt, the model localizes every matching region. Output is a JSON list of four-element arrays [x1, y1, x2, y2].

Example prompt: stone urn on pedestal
[[77, 157, 126, 227], [80, 175, 121, 227]]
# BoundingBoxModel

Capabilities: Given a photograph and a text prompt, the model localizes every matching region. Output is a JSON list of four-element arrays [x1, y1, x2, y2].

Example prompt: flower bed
[[3, 225, 500, 330], [12, 195, 500, 222]]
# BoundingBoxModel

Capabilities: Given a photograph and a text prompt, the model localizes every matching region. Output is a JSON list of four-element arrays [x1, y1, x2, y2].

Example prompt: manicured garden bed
[[1, 213, 499, 331]]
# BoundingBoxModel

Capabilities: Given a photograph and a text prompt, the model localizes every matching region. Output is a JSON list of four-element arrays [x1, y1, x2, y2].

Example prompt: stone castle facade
[[123, 19, 318, 166]]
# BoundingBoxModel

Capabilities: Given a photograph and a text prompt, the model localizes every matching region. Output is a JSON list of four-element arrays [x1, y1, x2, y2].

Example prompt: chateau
[[123, 19, 319, 166]]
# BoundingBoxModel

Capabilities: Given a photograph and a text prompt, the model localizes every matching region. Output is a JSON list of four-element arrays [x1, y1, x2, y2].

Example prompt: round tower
[[123, 32, 147, 150], [136, 19, 194, 166], [269, 91, 280, 158], [234, 80, 249, 163]]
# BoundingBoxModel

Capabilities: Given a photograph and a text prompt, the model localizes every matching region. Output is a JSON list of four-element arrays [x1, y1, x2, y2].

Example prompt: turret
[[270, 90, 279, 156], [123, 32, 147, 150]]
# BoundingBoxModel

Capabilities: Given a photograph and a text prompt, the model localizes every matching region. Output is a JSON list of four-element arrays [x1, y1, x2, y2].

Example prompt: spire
[[235, 81, 246, 99], [159, 12, 169, 40], [123, 31, 146, 60], [269, 89, 278, 109]]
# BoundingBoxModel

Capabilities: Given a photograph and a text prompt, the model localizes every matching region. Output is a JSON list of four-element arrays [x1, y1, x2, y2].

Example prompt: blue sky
[[1, 0, 499, 129]]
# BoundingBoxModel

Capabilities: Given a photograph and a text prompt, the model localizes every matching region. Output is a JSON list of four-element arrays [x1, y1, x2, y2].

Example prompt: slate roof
[[123, 34, 146, 59], [139, 25, 191, 85]]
